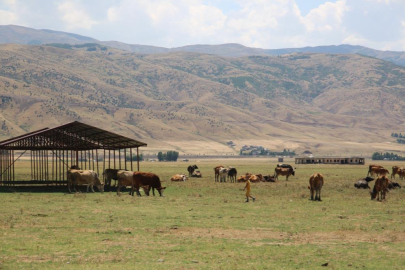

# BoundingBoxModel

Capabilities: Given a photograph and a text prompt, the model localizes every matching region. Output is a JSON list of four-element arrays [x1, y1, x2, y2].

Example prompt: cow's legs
[[91, 185, 95, 193], [310, 188, 314, 200], [318, 189, 322, 201]]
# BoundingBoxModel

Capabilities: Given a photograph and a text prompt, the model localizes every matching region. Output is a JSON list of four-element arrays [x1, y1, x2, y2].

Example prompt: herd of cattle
[[66, 163, 403, 202]]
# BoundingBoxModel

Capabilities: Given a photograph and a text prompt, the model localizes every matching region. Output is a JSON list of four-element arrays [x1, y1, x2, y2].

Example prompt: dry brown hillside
[[0, 44, 405, 156]]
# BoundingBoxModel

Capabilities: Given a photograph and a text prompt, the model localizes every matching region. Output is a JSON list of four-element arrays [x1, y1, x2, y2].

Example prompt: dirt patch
[[162, 227, 405, 245]]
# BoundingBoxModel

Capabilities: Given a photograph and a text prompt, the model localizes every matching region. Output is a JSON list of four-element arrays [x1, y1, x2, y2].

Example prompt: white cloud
[[0, 9, 17, 24], [301, 1, 349, 32], [58, 1, 98, 30]]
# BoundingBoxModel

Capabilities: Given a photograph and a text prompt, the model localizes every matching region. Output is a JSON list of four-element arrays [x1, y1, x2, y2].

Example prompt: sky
[[1, 0, 405, 51]]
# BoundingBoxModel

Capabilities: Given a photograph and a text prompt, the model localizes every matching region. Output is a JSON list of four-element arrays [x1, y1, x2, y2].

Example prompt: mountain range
[[0, 25, 405, 155], [1, 25, 405, 66]]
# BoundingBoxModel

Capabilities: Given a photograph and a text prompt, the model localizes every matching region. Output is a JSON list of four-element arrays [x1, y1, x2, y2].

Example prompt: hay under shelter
[[0, 121, 147, 186]]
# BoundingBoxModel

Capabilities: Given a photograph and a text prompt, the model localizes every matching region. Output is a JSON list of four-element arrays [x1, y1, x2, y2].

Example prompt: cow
[[388, 181, 401, 189], [117, 170, 149, 196], [398, 168, 405, 180], [67, 169, 104, 193], [277, 164, 294, 169], [219, 168, 229, 182], [133, 172, 166, 197], [103, 168, 126, 188], [391, 166, 402, 179], [187, 165, 198, 177], [354, 179, 370, 189], [274, 166, 295, 181], [171, 174, 188, 182], [214, 165, 224, 182], [367, 164, 384, 177], [370, 175, 389, 201], [308, 173, 324, 201], [237, 173, 251, 183], [191, 170, 202, 178], [249, 174, 263, 183], [263, 175, 276, 182], [228, 168, 237, 183], [364, 176, 375, 182], [376, 168, 390, 176]]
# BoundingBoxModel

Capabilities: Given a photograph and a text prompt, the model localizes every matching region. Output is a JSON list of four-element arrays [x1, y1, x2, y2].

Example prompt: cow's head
[[157, 187, 166, 196], [193, 165, 198, 169], [290, 167, 296, 176], [96, 183, 104, 193], [370, 191, 377, 200], [142, 185, 150, 196]]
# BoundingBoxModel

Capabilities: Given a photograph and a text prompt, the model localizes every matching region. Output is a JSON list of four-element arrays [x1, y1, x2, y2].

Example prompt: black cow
[[263, 175, 276, 182], [187, 165, 198, 177], [354, 179, 370, 189], [388, 181, 401, 189], [228, 168, 237, 183]]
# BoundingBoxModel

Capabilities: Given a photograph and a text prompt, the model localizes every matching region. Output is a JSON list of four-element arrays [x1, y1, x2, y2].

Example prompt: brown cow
[[308, 173, 324, 201], [249, 174, 263, 183], [133, 172, 166, 196], [391, 166, 402, 179], [237, 173, 251, 183], [214, 165, 224, 182], [274, 167, 295, 181], [367, 164, 384, 177], [117, 170, 149, 196], [370, 175, 389, 201], [398, 168, 405, 180], [376, 168, 390, 176], [67, 169, 104, 193]]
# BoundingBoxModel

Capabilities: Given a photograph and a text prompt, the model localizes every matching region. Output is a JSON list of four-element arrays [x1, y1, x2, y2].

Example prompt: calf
[[370, 176, 389, 201], [187, 165, 198, 177], [68, 169, 104, 193], [228, 167, 237, 183], [391, 166, 401, 179], [263, 175, 276, 182], [398, 169, 405, 180], [134, 172, 166, 196], [308, 173, 324, 201]]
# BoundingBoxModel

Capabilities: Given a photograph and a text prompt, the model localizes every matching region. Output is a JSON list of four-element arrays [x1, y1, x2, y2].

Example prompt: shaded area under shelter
[[0, 121, 147, 186]]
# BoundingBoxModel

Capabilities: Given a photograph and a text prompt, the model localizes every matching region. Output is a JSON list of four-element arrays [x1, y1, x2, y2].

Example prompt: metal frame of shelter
[[0, 121, 147, 186]]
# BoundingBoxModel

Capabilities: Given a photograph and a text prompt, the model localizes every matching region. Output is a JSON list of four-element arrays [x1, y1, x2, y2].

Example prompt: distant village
[[226, 141, 296, 156]]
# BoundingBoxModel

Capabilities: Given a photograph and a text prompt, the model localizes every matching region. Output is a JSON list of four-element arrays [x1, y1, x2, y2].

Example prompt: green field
[[1, 159, 405, 269]]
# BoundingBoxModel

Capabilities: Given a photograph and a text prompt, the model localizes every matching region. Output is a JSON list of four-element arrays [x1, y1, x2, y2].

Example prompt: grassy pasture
[[1, 159, 405, 269]]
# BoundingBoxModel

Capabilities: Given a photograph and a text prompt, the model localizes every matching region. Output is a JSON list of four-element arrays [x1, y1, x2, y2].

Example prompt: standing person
[[243, 174, 256, 202]]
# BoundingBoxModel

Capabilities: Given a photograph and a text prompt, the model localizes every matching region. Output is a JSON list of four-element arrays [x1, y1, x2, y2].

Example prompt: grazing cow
[[391, 166, 402, 179], [308, 173, 324, 201], [228, 168, 237, 183], [249, 174, 263, 183], [263, 175, 276, 182], [187, 165, 198, 177], [370, 175, 389, 201], [376, 168, 390, 176], [214, 165, 224, 182], [134, 172, 166, 196], [388, 181, 401, 189], [67, 169, 104, 193], [117, 170, 149, 196], [274, 166, 295, 181], [354, 179, 370, 189], [219, 168, 229, 182], [171, 174, 188, 182], [367, 164, 384, 177], [237, 173, 251, 183]]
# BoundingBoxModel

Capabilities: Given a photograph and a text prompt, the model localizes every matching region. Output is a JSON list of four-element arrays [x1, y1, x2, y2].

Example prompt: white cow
[[67, 169, 104, 193], [219, 168, 229, 183]]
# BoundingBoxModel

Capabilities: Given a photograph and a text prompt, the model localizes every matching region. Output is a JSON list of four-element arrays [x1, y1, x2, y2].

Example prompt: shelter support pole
[[96, 149, 99, 177], [119, 149, 121, 169], [130, 148, 133, 171], [137, 147, 140, 171], [124, 148, 127, 170]]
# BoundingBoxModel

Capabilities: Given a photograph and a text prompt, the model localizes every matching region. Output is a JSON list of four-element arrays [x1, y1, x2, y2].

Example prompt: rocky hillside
[[0, 44, 405, 155]]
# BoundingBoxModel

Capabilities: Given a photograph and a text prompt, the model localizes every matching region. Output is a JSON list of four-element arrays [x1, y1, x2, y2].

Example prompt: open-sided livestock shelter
[[0, 121, 147, 186], [295, 156, 365, 165]]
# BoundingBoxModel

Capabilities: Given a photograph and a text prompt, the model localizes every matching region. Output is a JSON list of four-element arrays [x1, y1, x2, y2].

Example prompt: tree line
[[372, 152, 405, 160], [157, 151, 179, 161]]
